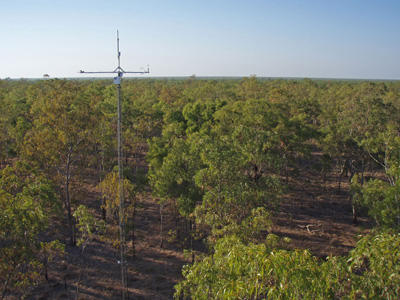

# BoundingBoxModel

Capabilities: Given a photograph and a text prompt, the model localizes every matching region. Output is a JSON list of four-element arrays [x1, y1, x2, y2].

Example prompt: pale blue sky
[[1, 0, 400, 79]]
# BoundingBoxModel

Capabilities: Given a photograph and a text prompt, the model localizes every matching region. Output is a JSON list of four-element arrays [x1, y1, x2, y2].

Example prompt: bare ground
[[26, 151, 372, 299], [272, 170, 371, 258]]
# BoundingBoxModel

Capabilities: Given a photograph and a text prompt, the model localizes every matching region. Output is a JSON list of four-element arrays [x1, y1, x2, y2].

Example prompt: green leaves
[[175, 231, 400, 299], [351, 124, 400, 228], [347, 231, 400, 299], [191, 100, 285, 239], [149, 92, 315, 243], [0, 163, 63, 298], [73, 205, 105, 249], [148, 135, 202, 217], [98, 171, 136, 222], [175, 235, 344, 299], [355, 177, 400, 228]]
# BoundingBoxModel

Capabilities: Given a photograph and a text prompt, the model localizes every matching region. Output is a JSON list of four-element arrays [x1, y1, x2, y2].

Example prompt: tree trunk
[[348, 162, 357, 225], [361, 154, 365, 186], [352, 202, 358, 224], [160, 203, 164, 248], [190, 219, 195, 263], [336, 159, 346, 194], [66, 154, 76, 246], [337, 159, 346, 194], [175, 205, 180, 241], [101, 196, 107, 221], [337, 174, 343, 194], [131, 202, 136, 255], [66, 201, 75, 246]]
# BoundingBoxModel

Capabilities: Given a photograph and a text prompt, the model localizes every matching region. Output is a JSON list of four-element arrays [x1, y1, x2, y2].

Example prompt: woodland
[[1, 76, 400, 299]]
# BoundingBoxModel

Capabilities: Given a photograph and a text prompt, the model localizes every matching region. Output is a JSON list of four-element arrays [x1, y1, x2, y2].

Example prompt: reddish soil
[[25, 151, 371, 299], [272, 156, 371, 258], [29, 187, 188, 300]]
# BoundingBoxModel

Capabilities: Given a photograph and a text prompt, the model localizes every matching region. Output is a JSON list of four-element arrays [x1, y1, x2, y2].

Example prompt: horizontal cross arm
[[79, 70, 117, 74]]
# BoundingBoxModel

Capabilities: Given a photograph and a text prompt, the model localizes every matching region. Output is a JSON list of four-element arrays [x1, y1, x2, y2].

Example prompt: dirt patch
[[272, 155, 372, 258], [26, 151, 372, 299], [28, 180, 189, 300]]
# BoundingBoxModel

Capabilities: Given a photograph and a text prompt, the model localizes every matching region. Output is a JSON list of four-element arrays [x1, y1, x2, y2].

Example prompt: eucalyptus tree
[[0, 162, 64, 299], [353, 123, 400, 228], [84, 82, 117, 181], [318, 84, 360, 192], [148, 135, 202, 249], [319, 82, 397, 222], [0, 80, 32, 165], [98, 170, 136, 251], [193, 99, 283, 241], [175, 230, 400, 300], [147, 95, 227, 248], [22, 79, 96, 245], [344, 83, 396, 224]]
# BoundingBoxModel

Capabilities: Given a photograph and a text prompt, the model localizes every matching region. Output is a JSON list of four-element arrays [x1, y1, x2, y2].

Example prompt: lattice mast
[[80, 31, 149, 299]]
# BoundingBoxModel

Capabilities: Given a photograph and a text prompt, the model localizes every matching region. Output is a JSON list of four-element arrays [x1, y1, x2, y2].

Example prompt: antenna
[[117, 30, 121, 70], [80, 30, 149, 300], [80, 30, 149, 76]]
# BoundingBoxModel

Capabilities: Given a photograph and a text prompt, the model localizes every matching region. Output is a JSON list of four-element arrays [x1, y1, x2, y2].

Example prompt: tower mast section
[[80, 30, 149, 300]]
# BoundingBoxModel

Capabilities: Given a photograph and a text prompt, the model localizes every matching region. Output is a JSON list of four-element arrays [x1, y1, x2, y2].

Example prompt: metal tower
[[80, 30, 149, 299]]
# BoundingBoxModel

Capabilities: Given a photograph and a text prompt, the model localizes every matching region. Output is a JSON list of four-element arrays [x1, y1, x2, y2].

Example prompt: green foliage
[[347, 230, 400, 299], [357, 178, 400, 227], [175, 235, 344, 300], [0, 162, 64, 298], [208, 207, 272, 243], [149, 136, 202, 217], [175, 231, 400, 300], [352, 125, 400, 228], [21, 79, 96, 245], [182, 99, 226, 134], [148, 81, 318, 244], [23, 79, 93, 169], [98, 171, 136, 223], [192, 100, 284, 240], [3, 77, 400, 298], [73, 205, 105, 251], [0, 81, 32, 163]]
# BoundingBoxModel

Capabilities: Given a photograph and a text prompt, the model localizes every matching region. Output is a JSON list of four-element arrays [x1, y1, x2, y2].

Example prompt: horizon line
[[2, 75, 400, 82]]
